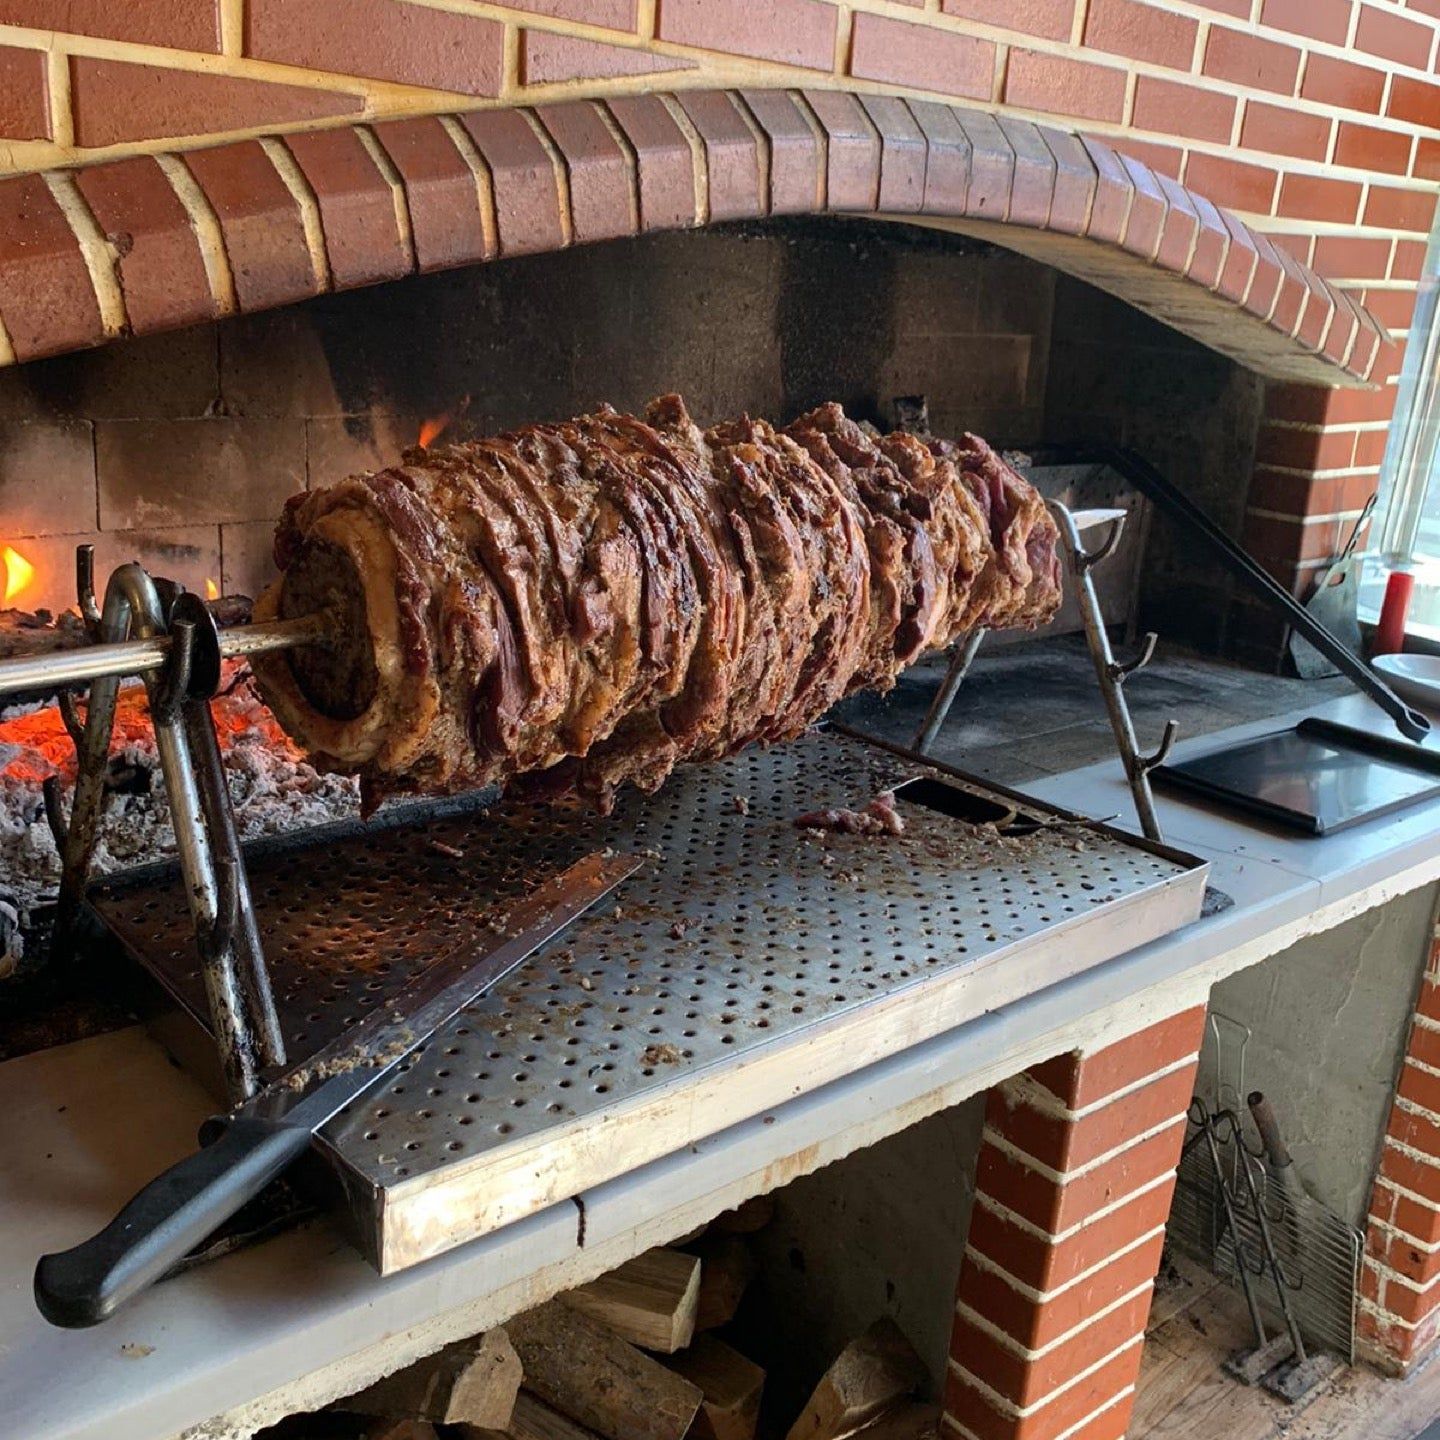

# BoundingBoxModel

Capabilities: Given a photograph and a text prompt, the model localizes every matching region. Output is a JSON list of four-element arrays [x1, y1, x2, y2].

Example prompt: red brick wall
[[945, 1008, 1207, 1440], [1361, 902, 1440, 1373], [0, 1, 1430, 599]]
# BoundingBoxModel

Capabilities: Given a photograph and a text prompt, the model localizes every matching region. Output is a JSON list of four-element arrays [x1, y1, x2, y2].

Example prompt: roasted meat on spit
[[251, 396, 1062, 810]]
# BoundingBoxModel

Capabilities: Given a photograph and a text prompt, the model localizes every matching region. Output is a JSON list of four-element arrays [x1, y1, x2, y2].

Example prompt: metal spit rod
[[0, 610, 330, 698]]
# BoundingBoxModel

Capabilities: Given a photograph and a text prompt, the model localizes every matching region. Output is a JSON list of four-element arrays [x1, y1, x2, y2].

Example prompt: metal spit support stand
[[1052, 501, 1177, 845], [913, 502, 1177, 845], [43, 546, 289, 1102]]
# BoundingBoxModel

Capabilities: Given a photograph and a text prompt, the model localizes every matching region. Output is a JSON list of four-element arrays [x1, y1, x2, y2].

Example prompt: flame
[[2, 545, 34, 605], [205, 577, 220, 601], [417, 395, 471, 450]]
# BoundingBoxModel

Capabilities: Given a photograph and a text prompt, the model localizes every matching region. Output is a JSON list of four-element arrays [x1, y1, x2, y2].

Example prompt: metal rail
[[0, 611, 329, 697], [1080, 445, 1431, 742]]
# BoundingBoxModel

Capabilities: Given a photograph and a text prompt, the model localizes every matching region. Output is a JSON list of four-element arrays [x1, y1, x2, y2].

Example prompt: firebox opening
[[0, 213, 1278, 979]]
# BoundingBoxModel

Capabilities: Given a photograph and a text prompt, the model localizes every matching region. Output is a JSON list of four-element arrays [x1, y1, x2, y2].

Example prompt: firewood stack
[[326, 1197, 940, 1440]]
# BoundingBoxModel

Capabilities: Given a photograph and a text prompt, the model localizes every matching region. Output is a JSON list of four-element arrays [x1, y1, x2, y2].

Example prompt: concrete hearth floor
[[833, 633, 1351, 787], [1138, 1252, 1440, 1440]]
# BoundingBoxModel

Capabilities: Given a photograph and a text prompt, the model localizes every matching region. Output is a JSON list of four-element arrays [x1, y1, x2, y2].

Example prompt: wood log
[[506, 1300, 703, 1440], [344, 1329, 520, 1427], [711, 1195, 775, 1235], [563, 1247, 701, 1353], [785, 1319, 927, 1440], [364, 1420, 439, 1440], [459, 1389, 602, 1440], [854, 1401, 941, 1439], [665, 1335, 765, 1440], [689, 1235, 756, 1331]]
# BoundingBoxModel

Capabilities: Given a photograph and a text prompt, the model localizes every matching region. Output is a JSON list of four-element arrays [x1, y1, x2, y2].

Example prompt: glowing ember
[[2, 546, 35, 605], [0, 662, 299, 788], [0, 659, 360, 922]]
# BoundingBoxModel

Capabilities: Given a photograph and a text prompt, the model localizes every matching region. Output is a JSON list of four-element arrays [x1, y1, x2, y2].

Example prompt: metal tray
[[93, 730, 1209, 1273]]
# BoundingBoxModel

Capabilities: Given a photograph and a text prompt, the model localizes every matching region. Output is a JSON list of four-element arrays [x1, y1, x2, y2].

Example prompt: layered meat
[[251, 396, 1062, 811]]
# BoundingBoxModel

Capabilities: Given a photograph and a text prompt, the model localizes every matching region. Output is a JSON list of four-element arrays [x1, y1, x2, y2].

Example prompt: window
[[1366, 220, 1440, 639]]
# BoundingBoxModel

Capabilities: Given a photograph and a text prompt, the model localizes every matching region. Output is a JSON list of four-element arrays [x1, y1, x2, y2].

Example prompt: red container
[[1373, 569, 1415, 656]]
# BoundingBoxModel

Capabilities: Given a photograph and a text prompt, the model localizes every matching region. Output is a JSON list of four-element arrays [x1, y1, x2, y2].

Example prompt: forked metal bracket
[[913, 503, 1178, 844], [47, 546, 285, 1102], [1052, 502, 1177, 844]]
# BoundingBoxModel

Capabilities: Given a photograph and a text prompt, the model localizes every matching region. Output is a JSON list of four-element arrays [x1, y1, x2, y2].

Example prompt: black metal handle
[[33, 1117, 312, 1327], [1086, 446, 1431, 743]]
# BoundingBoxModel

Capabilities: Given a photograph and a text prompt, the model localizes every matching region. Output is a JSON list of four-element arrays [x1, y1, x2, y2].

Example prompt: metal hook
[[202, 853, 241, 961], [74, 545, 101, 636], [154, 618, 196, 722], [1077, 516, 1127, 573], [41, 775, 67, 850], [1138, 719, 1180, 774], [57, 690, 87, 753], [1109, 632, 1158, 683]]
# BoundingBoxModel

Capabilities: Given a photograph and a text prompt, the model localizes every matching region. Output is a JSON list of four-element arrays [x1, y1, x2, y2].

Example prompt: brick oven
[[0, 7, 1437, 1440]]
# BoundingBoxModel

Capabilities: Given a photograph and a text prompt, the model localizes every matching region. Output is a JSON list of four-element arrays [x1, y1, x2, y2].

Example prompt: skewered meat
[[251, 396, 1061, 811]]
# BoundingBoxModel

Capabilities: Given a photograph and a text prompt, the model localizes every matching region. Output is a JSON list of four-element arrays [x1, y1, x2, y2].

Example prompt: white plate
[[1374, 652, 1440, 714]]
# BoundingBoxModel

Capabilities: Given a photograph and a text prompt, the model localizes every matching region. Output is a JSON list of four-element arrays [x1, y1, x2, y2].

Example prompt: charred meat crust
[[251, 395, 1063, 812]]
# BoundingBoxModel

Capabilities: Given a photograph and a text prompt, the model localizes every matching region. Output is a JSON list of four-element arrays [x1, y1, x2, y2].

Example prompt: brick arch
[[0, 88, 1387, 385]]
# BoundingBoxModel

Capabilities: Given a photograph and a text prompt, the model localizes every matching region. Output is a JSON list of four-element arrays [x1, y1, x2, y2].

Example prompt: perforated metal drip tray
[[92, 730, 1209, 1273]]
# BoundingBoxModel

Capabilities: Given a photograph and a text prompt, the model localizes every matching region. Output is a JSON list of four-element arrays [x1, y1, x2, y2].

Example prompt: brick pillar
[[942, 1007, 1206, 1440], [1361, 908, 1440, 1373], [1233, 335, 1404, 668]]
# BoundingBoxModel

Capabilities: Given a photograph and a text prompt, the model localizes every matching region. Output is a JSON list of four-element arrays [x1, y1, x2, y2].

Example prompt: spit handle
[[33, 1117, 311, 1328], [1087, 446, 1431, 743]]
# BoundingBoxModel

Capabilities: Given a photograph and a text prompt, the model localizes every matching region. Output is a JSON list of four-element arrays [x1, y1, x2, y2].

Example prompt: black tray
[[1155, 718, 1440, 836]]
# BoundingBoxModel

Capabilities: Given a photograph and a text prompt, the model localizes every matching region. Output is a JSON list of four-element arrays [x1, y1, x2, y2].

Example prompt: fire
[[205, 578, 220, 601], [0, 661, 300, 788], [417, 395, 471, 450], [2, 545, 34, 605]]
